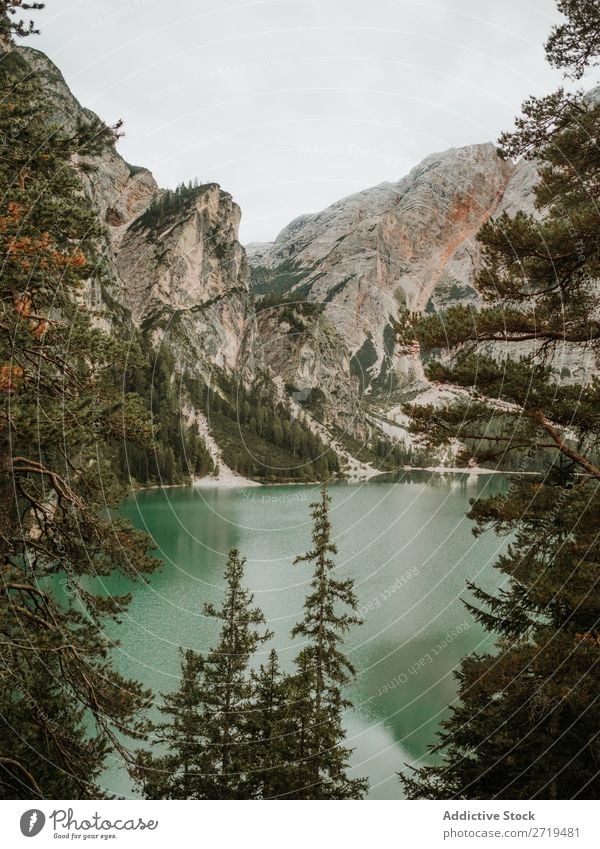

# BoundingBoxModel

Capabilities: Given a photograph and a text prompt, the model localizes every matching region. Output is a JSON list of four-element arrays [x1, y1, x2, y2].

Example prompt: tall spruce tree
[[0, 10, 158, 798], [135, 649, 205, 800], [399, 0, 600, 800], [245, 648, 294, 799], [288, 485, 368, 799], [137, 549, 272, 799]]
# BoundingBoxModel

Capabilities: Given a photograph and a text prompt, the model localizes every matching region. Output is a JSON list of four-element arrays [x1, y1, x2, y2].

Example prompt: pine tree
[[0, 18, 158, 798], [399, 0, 600, 800], [135, 650, 205, 800], [245, 649, 294, 799], [0, 1, 44, 42], [138, 549, 272, 799], [287, 485, 368, 799], [545, 0, 600, 79], [402, 482, 600, 799]]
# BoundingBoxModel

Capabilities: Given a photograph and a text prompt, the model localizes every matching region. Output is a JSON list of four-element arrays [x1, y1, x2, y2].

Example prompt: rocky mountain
[[18, 48, 158, 324], [12, 42, 562, 480], [12, 44, 356, 483], [17, 49, 254, 385], [248, 145, 538, 405], [116, 184, 254, 379], [21, 49, 158, 227]]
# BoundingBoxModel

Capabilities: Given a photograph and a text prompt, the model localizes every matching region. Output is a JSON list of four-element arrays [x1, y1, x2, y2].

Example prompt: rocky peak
[[116, 182, 253, 377], [14, 45, 254, 385], [8, 39, 551, 472], [118, 183, 248, 325], [249, 142, 537, 395]]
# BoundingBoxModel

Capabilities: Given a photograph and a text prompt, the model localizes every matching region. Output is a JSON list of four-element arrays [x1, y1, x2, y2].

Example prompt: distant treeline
[[132, 180, 209, 231], [116, 341, 215, 487], [186, 372, 340, 481]]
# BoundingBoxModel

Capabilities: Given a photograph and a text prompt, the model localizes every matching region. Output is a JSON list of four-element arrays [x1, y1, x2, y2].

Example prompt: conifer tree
[[245, 649, 294, 798], [0, 1, 44, 42], [402, 483, 600, 799], [399, 0, 600, 800], [135, 650, 205, 800], [288, 485, 368, 799], [0, 11, 158, 798], [138, 549, 272, 799]]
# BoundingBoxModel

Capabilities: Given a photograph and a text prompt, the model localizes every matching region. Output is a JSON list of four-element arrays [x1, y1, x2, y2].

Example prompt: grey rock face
[[116, 184, 255, 380], [248, 144, 538, 414], [22, 39, 574, 468], [18, 45, 254, 384], [18, 47, 158, 232]]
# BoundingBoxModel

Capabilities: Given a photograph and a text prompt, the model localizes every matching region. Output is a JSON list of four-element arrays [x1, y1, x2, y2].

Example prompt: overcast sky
[[26, 0, 589, 243]]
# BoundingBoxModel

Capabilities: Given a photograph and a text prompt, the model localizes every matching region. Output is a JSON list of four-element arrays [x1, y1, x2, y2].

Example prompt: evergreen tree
[[0, 1, 44, 42], [200, 373, 339, 482], [287, 485, 368, 799], [245, 649, 294, 799], [138, 549, 272, 799], [402, 482, 600, 799], [545, 0, 600, 79], [399, 0, 600, 800], [135, 650, 205, 800], [0, 19, 158, 798]]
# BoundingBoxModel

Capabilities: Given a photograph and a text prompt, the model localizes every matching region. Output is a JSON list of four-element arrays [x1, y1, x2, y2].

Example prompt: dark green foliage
[[370, 435, 429, 469], [245, 649, 296, 798], [286, 485, 368, 799], [138, 491, 368, 800], [322, 274, 354, 305], [255, 291, 324, 332], [395, 98, 600, 475], [350, 334, 378, 391], [333, 426, 429, 471], [250, 259, 315, 297], [0, 42, 157, 798], [136, 549, 272, 799], [118, 340, 214, 485], [132, 180, 207, 232], [403, 483, 600, 800], [0, 1, 44, 40], [545, 0, 600, 78], [135, 649, 205, 800], [400, 1, 600, 800]]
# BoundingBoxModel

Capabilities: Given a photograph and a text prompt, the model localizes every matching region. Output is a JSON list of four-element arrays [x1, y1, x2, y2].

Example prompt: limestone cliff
[[17, 45, 253, 386], [116, 184, 254, 381], [248, 144, 538, 399], [17, 47, 158, 231], [16, 40, 574, 476], [14, 44, 261, 479]]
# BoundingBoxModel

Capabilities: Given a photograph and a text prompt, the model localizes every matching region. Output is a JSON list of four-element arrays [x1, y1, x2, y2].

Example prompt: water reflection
[[103, 476, 508, 798]]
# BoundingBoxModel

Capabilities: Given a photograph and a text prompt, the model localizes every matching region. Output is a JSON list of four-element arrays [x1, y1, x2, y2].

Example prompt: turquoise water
[[102, 473, 508, 799]]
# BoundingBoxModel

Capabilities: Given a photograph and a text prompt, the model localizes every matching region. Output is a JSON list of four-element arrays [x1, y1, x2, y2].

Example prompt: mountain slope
[[248, 144, 538, 400], [13, 41, 555, 478], [13, 43, 347, 483]]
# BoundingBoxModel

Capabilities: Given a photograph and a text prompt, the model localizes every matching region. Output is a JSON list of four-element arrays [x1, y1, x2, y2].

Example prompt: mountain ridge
[[247, 142, 538, 431], [9, 41, 553, 479]]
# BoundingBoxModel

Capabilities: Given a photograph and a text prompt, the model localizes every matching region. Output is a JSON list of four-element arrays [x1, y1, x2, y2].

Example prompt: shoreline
[[125, 465, 517, 494]]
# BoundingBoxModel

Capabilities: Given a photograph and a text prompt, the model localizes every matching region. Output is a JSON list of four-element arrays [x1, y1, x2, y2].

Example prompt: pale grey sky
[[27, 0, 590, 243]]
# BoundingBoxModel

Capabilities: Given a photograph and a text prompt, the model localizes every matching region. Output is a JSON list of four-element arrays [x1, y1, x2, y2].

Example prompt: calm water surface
[[102, 473, 508, 799]]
